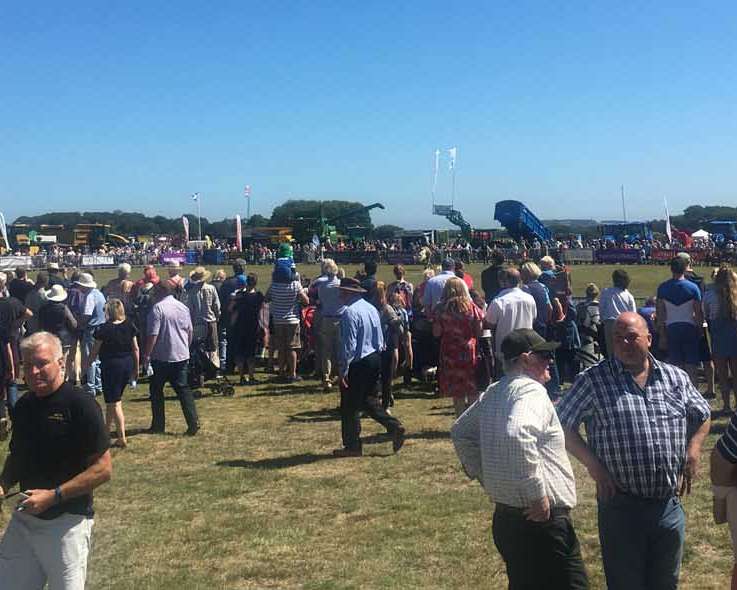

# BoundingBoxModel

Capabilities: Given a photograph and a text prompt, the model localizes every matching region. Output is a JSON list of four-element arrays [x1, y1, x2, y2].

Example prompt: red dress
[[436, 305, 483, 399]]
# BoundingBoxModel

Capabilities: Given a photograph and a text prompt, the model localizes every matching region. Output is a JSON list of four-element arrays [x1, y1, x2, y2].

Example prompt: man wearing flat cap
[[451, 328, 588, 589], [334, 278, 405, 457]]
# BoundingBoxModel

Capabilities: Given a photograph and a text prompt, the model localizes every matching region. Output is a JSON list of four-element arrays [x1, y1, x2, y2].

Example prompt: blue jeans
[[82, 329, 102, 395], [598, 494, 685, 590]]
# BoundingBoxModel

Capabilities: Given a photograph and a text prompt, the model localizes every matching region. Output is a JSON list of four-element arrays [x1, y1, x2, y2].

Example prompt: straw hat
[[189, 266, 211, 283], [46, 284, 68, 303], [74, 273, 97, 289]]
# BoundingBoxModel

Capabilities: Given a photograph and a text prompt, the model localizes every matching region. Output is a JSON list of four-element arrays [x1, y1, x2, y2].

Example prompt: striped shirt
[[557, 356, 711, 499], [266, 281, 304, 325], [717, 413, 737, 464], [451, 375, 577, 509]]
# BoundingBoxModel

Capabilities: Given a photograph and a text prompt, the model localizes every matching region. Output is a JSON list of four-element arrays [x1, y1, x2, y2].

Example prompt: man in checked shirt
[[451, 329, 588, 589], [558, 311, 711, 590]]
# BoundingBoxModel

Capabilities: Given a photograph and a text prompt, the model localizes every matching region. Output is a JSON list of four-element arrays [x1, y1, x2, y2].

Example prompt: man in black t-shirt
[[8, 266, 34, 303], [481, 250, 506, 304], [0, 331, 111, 589], [0, 272, 32, 439]]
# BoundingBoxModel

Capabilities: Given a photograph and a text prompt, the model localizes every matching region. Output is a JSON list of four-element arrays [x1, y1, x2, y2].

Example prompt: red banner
[[651, 249, 706, 262]]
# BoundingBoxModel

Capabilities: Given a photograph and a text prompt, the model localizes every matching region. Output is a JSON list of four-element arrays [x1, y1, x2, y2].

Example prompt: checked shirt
[[556, 356, 710, 499]]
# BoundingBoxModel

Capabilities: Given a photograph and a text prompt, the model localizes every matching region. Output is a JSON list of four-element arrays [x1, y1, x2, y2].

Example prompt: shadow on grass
[[393, 389, 439, 400], [215, 452, 389, 469], [288, 408, 341, 423], [361, 429, 450, 445]]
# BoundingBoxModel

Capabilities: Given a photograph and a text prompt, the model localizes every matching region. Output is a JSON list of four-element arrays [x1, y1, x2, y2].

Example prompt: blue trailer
[[493, 200, 552, 243]]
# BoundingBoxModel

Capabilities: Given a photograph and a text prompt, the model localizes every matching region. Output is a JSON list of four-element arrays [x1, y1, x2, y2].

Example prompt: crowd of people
[[4, 247, 737, 588]]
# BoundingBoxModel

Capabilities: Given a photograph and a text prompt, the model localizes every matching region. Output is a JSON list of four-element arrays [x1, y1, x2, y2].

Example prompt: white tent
[[691, 229, 710, 239]]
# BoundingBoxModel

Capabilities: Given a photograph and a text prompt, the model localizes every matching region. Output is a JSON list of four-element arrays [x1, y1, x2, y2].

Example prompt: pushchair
[[188, 338, 236, 396]]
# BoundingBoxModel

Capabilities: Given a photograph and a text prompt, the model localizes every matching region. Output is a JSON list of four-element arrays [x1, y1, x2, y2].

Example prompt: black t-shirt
[[95, 320, 138, 359], [9, 382, 110, 519], [0, 297, 26, 344], [481, 264, 503, 303], [8, 278, 34, 303]]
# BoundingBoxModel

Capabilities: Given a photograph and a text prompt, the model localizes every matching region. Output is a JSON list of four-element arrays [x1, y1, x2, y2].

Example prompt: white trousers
[[0, 511, 93, 590]]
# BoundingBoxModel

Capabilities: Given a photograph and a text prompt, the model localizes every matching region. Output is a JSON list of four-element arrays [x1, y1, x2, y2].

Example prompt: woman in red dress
[[432, 277, 484, 417]]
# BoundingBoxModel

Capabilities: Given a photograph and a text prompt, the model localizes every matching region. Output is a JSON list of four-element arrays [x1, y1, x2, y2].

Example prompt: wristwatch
[[54, 486, 63, 505]]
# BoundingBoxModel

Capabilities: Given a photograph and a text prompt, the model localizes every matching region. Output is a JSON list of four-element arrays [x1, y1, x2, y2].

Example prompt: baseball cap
[[501, 329, 560, 360]]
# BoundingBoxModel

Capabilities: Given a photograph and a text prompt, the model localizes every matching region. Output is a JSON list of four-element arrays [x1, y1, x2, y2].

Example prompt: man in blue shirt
[[334, 278, 405, 457], [422, 257, 456, 316], [77, 273, 106, 396], [656, 257, 703, 385]]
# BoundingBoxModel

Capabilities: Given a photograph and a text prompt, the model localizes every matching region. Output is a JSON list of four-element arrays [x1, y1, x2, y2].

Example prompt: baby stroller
[[188, 338, 236, 396]]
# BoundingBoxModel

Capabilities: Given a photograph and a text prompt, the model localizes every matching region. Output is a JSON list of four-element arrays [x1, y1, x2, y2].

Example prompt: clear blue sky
[[2, 2, 737, 230]]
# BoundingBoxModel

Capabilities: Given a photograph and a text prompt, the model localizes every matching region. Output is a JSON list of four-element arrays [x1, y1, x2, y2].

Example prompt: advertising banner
[[0, 255, 33, 271], [81, 255, 115, 267], [595, 249, 642, 264], [561, 248, 595, 263], [160, 252, 187, 265]]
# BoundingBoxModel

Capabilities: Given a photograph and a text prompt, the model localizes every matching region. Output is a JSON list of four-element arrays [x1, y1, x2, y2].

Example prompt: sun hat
[[278, 243, 293, 258], [338, 277, 367, 294], [74, 273, 97, 289], [45, 284, 68, 303], [501, 329, 560, 360], [189, 266, 212, 283]]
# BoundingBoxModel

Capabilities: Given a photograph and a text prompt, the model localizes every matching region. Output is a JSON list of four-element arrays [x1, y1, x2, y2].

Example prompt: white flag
[[0, 211, 8, 250], [448, 147, 457, 172], [244, 185, 251, 199], [182, 216, 190, 242], [192, 192, 199, 202], [664, 197, 672, 244], [235, 214, 242, 251]]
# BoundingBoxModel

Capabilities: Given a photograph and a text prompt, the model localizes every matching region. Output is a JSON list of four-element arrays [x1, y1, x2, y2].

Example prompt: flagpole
[[621, 184, 627, 222], [451, 164, 456, 209], [197, 194, 202, 241]]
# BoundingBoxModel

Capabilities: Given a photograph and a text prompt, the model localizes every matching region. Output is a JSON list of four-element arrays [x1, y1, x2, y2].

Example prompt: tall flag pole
[[192, 192, 201, 241], [448, 147, 457, 208], [431, 149, 440, 212], [244, 185, 252, 223], [621, 185, 627, 222], [664, 197, 672, 245]]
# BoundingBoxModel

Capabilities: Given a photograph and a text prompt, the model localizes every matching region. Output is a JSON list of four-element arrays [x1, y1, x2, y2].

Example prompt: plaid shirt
[[451, 376, 577, 509], [557, 356, 710, 499]]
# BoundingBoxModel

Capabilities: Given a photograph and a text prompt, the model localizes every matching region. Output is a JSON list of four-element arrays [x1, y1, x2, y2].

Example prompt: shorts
[[273, 323, 301, 350], [713, 485, 737, 560], [666, 323, 701, 365]]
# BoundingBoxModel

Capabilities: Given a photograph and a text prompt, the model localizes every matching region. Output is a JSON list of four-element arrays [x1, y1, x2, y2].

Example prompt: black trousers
[[341, 352, 402, 451], [492, 505, 588, 590], [150, 360, 199, 432]]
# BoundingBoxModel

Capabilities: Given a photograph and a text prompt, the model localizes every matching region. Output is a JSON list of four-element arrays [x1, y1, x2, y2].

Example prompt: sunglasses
[[532, 351, 555, 362]]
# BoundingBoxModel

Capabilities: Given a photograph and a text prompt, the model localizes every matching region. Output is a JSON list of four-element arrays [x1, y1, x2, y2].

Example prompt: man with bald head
[[557, 312, 711, 590]]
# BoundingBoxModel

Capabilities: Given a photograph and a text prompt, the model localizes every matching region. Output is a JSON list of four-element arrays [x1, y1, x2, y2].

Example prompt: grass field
[[2, 263, 732, 589]]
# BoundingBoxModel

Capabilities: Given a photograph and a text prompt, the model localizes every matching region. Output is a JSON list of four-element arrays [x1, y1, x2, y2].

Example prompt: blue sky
[[2, 2, 737, 229]]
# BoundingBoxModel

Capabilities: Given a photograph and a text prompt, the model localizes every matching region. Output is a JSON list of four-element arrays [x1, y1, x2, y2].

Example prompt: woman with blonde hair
[[433, 277, 484, 416], [375, 281, 401, 409], [703, 264, 737, 412], [87, 298, 139, 447]]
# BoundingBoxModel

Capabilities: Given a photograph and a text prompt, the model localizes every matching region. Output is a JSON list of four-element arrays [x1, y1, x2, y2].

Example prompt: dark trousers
[[380, 349, 394, 409], [340, 352, 402, 451], [598, 494, 685, 590], [492, 505, 589, 590], [150, 360, 199, 432]]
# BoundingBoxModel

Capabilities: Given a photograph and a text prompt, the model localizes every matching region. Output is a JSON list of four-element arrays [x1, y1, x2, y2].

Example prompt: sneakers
[[332, 447, 363, 458], [0, 418, 8, 442], [392, 427, 406, 453]]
